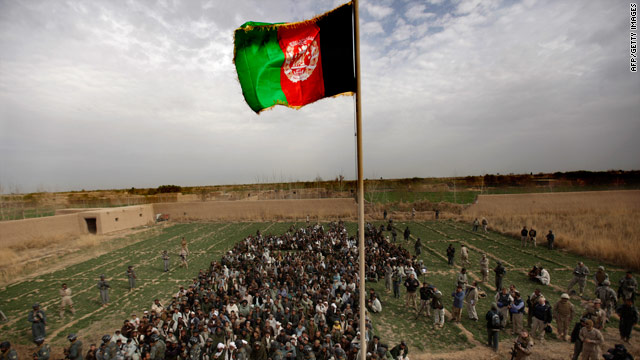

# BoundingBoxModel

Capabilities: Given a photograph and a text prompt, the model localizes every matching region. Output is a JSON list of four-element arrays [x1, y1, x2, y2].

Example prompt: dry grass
[[0, 233, 104, 284], [460, 190, 640, 270]]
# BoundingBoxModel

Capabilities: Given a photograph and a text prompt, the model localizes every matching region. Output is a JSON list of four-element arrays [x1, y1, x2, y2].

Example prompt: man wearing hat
[[0, 342, 17, 360], [583, 299, 606, 330], [33, 337, 50, 360], [553, 293, 574, 341], [67, 334, 83, 360], [595, 279, 617, 318], [593, 266, 609, 287], [511, 331, 533, 360], [59, 283, 75, 317], [97, 275, 110, 306], [567, 262, 590, 297], [28, 303, 47, 342], [389, 341, 408, 360]]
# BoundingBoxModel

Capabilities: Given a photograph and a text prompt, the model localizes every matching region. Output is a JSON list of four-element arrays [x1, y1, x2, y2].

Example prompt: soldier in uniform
[[460, 245, 469, 266], [481, 218, 488, 232], [162, 251, 170, 272], [0, 342, 18, 360], [33, 337, 50, 360], [595, 280, 617, 318], [579, 319, 604, 360], [593, 266, 609, 287], [28, 303, 46, 342], [102, 335, 117, 360], [179, 237, 190, 269], [583, 299, 606, 330], [494, 262, 506, 292], [60, 283, 75, 317], [511, 331, 533, 360], [567, 262, 590, 297], [127, 266, 137, 291], [97, 275, 110, 306], [479, 254, 489, 283], [553, 293, 574, 341], [67, 333, 83, 360], [618, 271, 637, 302]]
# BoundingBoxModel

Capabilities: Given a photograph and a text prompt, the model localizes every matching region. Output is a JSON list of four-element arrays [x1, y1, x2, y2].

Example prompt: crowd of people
[[2, 219, 639, 360]]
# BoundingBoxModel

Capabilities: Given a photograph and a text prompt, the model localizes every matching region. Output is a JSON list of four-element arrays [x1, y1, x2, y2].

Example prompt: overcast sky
[[1, 0, 638, 193]]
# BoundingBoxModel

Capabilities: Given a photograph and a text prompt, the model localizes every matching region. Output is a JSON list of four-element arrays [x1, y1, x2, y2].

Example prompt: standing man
[[531, 297, 551, 343], [579, 319, 604, 360], [527, 289, 544, 329], [546, 230, 554, 250], [495, 288, 512, 328], [480, 254, 489, 283], [67, 333, 83, 360], [33, 337, 50, 360], [392, 267, 402, 299], [460, 245, 469, 266], [472, 218, 479, 232], [510, 292, 525, 335], [528, 227, 537, 247], [494, 262, 506, 292], [416, 283, 433, 318], [481, 218, 488, 232], [571, 317, 588, 360], [162, 251, 170, 272], [391, 227, 397, 243], [60, 283, 75, 317], [616, 298, 638, 342], [403, 273, 419, 311], [180, 237, 190, 269], [431, 286, 444, 329], [465, 281, 479, 321], [553, 293, 575, 341], [520, 226, 528, 247], [383, 209, 387, 220], [511, 331, 533, 360], [486, 303, 503, 353], [403, 227, 410, 243], [456, 268, 468, 291], [28, 303, 46, 342], [594, 266, 609, 287], [618, 271, 637, 302], [567, 262, 590, 297], [595, 280, 617, 319], [98, 274, 110, 306], [414, 238, 422, 257], [384, 263, 393, 293], [127, 266, 137, 291], [451, 286, 464, 323], [446, 244, 455, 266]]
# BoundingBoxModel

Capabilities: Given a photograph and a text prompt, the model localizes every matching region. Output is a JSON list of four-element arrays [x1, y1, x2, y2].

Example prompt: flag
[[233, 2, 355, 113]]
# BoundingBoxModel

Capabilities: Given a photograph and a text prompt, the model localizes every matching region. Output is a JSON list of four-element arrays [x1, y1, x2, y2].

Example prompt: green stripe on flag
[[234, 24, 288, 112]]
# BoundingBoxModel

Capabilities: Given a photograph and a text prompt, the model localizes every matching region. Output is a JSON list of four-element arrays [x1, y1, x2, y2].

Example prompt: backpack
[[491, 312, 501, 328]]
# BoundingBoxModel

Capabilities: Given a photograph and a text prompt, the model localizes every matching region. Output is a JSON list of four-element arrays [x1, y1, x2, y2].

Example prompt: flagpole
[[353, 1, 366, 359]]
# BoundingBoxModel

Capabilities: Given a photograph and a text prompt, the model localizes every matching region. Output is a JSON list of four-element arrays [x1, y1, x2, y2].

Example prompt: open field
[[461, 190, 640, 270], [1, 220, 638, 359]]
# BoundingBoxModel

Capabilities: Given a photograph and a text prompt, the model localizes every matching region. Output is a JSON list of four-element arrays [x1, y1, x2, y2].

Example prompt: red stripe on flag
[[278, 23, 325, 107]]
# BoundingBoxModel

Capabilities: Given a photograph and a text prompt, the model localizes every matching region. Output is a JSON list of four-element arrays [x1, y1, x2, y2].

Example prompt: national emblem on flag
[[233, 2, 356, 113]]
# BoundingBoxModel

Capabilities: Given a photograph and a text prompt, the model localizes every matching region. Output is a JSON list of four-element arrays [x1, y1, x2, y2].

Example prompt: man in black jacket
[[486, 303, 503, 352]]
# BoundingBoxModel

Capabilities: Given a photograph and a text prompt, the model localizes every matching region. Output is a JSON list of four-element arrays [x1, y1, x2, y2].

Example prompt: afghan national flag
[[234, 2, 355, 113]]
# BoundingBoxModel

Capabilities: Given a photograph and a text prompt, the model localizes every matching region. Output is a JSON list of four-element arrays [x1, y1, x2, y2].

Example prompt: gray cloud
[[1, 0, 638, 192]]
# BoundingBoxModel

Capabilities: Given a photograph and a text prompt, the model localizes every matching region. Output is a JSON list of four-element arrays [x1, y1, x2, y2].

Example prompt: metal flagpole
[[352, 1, 366, 359]]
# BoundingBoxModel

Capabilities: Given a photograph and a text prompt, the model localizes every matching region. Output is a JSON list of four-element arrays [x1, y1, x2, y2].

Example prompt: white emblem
[[283, 36, 320, 83]]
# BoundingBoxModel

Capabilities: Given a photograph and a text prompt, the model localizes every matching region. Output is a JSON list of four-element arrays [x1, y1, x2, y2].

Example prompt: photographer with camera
[[510, 331, 533, 360]]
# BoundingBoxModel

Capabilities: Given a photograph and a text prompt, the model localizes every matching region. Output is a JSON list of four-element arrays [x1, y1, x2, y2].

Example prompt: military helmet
[[34, 337, 45, 344], [102, 335, 111, 343], [189, 337, 199, 345], [67, 334, 77, 341], [0, 342, 10, 349]]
